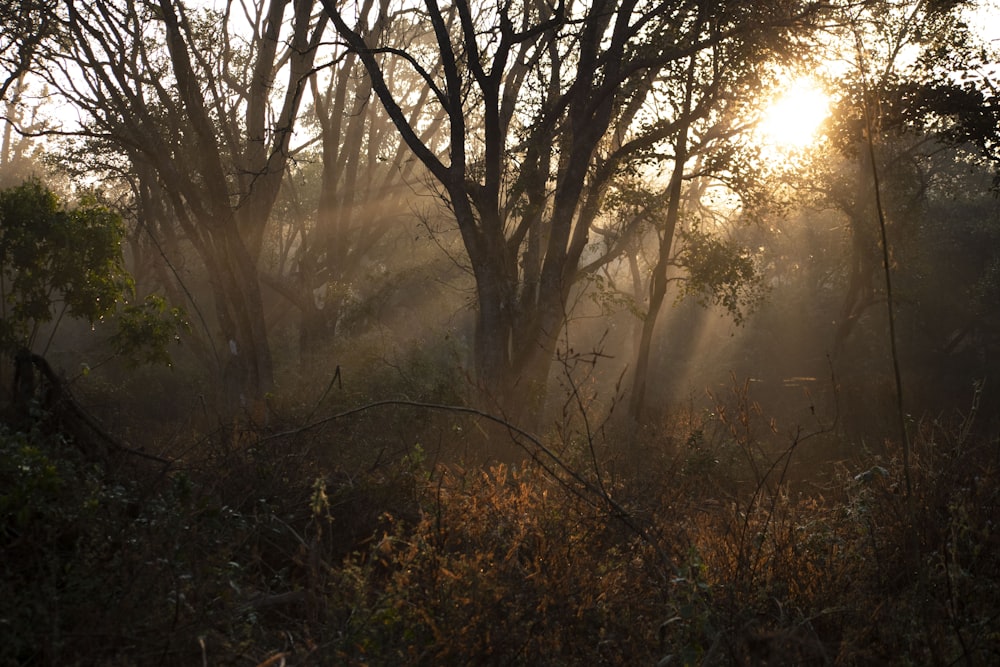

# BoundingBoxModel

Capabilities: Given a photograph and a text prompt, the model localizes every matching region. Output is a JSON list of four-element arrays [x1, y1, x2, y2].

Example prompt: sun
[[756, 78, 831, 151]]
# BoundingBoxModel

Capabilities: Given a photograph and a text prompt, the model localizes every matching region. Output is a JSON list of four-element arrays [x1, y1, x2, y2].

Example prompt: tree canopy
[[0, 0, 996, 426]]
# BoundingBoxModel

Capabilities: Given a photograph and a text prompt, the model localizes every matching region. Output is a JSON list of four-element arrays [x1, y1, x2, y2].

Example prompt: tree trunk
[[627, 59, 696, 424]]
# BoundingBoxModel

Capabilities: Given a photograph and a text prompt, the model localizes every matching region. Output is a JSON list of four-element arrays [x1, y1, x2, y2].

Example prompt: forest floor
[[2, 384, 999, 666]]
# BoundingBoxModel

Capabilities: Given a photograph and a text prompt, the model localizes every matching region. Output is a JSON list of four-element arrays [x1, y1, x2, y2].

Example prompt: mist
[[3, 0, 999, 664]]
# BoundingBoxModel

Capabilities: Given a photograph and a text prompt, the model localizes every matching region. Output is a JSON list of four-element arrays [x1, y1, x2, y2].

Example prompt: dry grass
[[2, 386, 999, 665]]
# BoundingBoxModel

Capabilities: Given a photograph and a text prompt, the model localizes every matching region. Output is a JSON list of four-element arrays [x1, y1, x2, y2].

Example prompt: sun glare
[[757, 78, 831, 151]]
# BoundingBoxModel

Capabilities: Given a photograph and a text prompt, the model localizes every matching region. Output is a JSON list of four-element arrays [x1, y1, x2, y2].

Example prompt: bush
[[2, 392, 998, 665]]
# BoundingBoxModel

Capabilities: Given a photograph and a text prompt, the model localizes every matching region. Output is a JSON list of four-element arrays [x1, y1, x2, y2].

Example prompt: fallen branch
[[10, 347, 172, 467]]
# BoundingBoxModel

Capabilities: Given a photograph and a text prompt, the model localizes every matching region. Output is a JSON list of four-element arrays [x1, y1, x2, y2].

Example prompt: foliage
[[0, 178, 129, 351], [110, 294, 189, 368], [0, 178, 185, 367], [676, 224, 767, 326], [0, 408, 321, 665]]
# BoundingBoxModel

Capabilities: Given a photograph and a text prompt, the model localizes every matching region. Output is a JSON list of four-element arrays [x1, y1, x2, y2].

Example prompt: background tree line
[[0, 0, 997, 437]]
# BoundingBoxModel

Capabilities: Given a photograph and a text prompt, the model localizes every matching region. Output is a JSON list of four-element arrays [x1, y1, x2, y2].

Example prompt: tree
[[617, 32, 787, 422], [40, 0, 328, 411], [821, 0, 999, 348], [1, 0, 60, 190], [0, 178, 183, 398], [323, 0, 826, 424], [1, 73, 51, 190], [0, 179, 127, 354], [261, 12, 443, 368]]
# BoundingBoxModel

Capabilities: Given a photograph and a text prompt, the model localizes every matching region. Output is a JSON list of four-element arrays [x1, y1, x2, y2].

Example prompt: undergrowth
[[1, 388, 998, 665]]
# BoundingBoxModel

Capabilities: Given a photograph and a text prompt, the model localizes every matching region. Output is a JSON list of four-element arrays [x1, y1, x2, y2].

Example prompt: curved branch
[[260, 398, 674, 575]]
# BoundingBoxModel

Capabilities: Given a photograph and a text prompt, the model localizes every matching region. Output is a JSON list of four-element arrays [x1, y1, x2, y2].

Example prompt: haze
[[2, 1, 999, 664]]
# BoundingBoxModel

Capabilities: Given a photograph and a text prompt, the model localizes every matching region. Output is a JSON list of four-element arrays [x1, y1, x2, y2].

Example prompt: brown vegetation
[[3, 373, 997, 666]]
